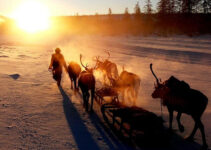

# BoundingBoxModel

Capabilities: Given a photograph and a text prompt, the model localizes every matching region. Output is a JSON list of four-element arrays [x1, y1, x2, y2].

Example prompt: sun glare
[[12, 1, 50, 33]]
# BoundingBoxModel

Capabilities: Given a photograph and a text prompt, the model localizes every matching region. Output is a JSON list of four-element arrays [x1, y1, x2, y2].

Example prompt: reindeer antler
[[105, 50, 110, 60], [150, 63, 160, 85], [80, 54, 88, 70], [93, 56, 100, 62]]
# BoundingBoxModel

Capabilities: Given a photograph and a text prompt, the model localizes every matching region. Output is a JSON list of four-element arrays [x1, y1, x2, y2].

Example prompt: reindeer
[[109, 68, 141, 106], [94, 51, 118, 85], [67, 61, 81, 90], [78, 54, 96, 112], [150, 63, 208, 149]]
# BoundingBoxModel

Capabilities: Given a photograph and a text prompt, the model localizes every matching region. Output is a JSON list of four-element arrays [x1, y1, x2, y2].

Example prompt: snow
[[0, 35, 211, 149]]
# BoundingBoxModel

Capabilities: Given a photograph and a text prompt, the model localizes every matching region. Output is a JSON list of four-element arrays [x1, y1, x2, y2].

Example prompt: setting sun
[[12, 0, 50, 33]]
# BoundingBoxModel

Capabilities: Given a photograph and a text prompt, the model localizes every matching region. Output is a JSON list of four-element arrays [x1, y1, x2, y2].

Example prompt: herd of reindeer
[[65, 51, 208, 149]]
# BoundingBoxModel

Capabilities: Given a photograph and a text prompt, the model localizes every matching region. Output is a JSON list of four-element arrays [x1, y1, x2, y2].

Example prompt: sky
[[0, 0, 159, 17]]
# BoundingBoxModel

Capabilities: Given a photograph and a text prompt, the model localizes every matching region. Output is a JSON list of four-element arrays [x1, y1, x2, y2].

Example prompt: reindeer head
[[93, 56, 103, 69], [93, 50, 110, 69], [152, 83, 169, 99]]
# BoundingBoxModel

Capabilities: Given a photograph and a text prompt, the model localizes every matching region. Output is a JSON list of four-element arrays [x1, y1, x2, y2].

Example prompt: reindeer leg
[[197, 119, 208, 149], [127, 88, 132, 104], [76, 78, 79, 91], [185, 117, 208, 149], [130, 88, 135, 106], [126, 88, 130, 104], [74, 79, 77, 90], [133, 88, 138, 106], [167, 107, 173, 131], [122, 89, 125, 105], [176, 112, 184, 132], [70, 80, 73, 89], [107, 73, 112, 86], [186, 116, 198, 141], [103, 73, 107, 85], [86, 92, 90, 111], [131, 88, 137, 106], [82, 92, 86, 108], [90, 89, 94, 112]]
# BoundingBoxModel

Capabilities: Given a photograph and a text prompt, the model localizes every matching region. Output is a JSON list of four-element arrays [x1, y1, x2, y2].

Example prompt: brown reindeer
[[94, 51, 118, 85], [110, 68, 141, 106], [67, 61, 81, 90], [150, 63, 208, 149], [78, 55, 96, 112], [95, 86, 119, 105]]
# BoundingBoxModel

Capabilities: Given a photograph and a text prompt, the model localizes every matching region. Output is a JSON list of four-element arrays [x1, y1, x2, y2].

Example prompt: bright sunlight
[[12, 0, 50, 33]]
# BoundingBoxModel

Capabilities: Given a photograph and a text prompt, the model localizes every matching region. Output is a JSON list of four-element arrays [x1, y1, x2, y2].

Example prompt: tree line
[[101, 1, 211, 36], [109, 0, 211, 15], [0, 1, 211, 36]]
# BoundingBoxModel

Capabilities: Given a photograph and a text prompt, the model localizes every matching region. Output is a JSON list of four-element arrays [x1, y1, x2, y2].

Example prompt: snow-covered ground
[[0, 35, 211, 149]]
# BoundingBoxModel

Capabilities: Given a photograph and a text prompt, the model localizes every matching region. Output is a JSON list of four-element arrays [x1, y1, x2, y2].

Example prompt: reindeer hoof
[[179, 125, 184, 133]]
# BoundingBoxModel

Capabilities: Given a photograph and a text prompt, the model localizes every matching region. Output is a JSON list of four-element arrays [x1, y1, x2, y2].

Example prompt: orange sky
[[0, 0, 158, 17]]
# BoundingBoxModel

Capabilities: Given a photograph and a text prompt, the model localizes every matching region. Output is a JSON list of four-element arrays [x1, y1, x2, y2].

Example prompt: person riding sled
[[49, 48, 67, 86]]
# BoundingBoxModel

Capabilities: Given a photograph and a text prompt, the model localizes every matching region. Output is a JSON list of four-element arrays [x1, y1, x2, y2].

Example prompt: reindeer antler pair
[[80, 54, 97, 70], [93, 50, 110, 62]]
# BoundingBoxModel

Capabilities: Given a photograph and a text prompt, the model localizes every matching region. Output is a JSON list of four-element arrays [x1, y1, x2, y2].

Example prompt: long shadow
[[59, 87, 100, 150], [75, 92, 134, 150], [87, 112, 134, 150]]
